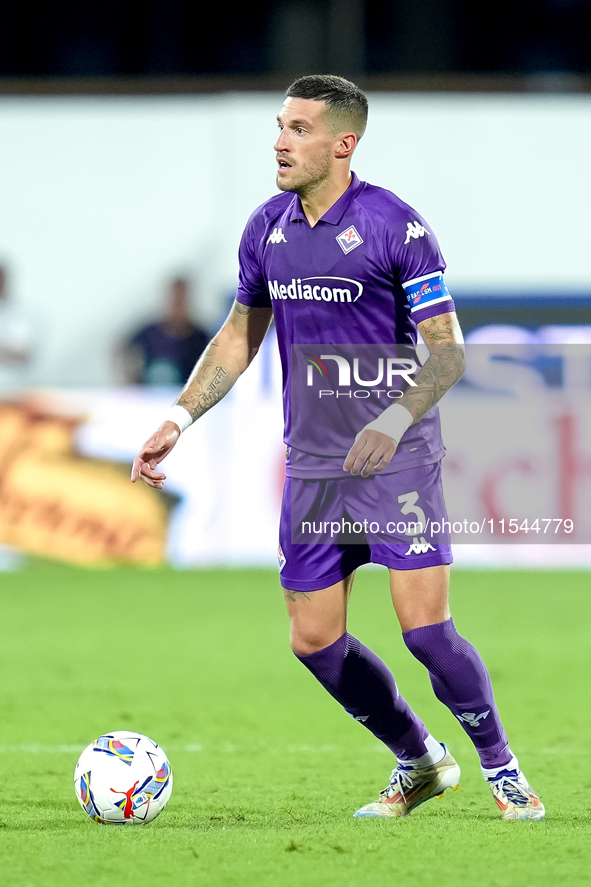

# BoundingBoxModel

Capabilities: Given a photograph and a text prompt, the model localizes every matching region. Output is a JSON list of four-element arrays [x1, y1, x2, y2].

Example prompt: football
[[74, 731, 173, 825]]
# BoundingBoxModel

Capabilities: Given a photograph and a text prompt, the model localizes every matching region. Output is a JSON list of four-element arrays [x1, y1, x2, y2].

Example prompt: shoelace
[[382, 767, 415, 801], [494, 775, 529, 807]]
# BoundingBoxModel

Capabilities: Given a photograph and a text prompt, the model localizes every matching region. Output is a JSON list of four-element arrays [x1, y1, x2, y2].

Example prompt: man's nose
[[274, 128, 289, 152]]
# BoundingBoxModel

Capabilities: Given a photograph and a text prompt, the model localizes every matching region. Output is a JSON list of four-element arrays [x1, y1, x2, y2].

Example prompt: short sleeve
[[390, 213, 456, 323], [391, 213, 446, 285], [235, 219, 271, 309]]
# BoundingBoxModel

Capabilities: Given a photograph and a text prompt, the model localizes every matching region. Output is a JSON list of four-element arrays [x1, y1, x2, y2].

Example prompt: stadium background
[[1, 5, 590, 885], [0, 92, 590, 568]]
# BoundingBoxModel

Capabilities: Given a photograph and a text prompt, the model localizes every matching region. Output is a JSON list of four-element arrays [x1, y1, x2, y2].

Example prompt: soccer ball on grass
[[74, 731, 173, 824]]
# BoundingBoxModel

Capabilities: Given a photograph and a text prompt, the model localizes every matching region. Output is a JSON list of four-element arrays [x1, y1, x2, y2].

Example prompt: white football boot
[[354, 745, 460, 818], [486, 767, 545, 820]]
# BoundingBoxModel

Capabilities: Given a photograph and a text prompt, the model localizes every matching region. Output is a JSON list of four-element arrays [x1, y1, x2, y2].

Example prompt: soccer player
[[131, 75, 544, 821]]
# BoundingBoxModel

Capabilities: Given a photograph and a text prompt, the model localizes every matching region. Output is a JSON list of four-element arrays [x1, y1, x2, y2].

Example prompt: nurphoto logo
[[304, 352, 419, 394]]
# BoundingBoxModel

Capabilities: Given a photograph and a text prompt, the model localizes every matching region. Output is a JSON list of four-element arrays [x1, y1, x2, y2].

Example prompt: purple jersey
[[236, 173, 456, 477]]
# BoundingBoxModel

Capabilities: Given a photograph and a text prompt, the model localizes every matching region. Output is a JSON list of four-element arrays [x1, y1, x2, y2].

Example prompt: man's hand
[[343, 429, 397, 478], [130, 421, 181, 488]]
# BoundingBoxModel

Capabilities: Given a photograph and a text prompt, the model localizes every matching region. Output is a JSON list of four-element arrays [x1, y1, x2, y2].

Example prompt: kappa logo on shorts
[[404, 536, 436, 555], [277, 543, 286, 572], [336, 225, 363, 254]]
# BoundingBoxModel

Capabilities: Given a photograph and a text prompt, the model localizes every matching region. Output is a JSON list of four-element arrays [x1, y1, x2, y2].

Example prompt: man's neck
[[299, 171, 352, 227]]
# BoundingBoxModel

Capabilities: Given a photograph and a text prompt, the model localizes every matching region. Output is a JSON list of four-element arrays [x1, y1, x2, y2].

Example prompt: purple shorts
[[278, 461, 453, 592]]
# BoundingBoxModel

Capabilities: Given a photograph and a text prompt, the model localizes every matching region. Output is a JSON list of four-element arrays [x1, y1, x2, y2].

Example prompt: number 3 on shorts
[[397, 491, 427, 536]]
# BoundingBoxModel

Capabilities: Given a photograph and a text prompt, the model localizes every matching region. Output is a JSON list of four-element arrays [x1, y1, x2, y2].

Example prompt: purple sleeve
[[392, 212, 446, 282], [391, 213, 455, 322], [235, 221, 271, 309], [412, 297, 456, 325]]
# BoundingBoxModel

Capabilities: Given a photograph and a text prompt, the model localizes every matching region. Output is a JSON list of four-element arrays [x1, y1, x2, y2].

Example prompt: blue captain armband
[[402, 272, 451, 314]]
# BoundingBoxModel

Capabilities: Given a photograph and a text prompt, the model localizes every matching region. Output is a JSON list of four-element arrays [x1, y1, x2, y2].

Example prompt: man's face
[[167, 279, 189, 322], [274, 97, 335, 196]]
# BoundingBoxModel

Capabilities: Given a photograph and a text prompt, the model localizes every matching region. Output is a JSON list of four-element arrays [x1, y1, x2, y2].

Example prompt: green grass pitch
[[0, 562, 590, 886]]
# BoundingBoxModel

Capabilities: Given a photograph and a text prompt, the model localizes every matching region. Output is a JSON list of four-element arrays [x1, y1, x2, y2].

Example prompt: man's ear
[[334, 132, 357, 159]]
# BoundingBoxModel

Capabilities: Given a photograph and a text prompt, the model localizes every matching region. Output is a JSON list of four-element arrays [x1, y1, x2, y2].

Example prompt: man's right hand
[[130, 421, 181, 488]]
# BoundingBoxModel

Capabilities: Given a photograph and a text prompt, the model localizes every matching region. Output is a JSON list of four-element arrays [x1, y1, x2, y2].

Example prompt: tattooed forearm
[[399, 312, 466, 423], [170, 301, 272, 424], [178, 364, 231, 420], [208, 366, 228, 392], [398, 344, 466, 422]]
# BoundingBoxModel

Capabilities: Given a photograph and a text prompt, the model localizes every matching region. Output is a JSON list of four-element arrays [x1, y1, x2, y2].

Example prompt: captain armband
[[402, 272, 451, 314]]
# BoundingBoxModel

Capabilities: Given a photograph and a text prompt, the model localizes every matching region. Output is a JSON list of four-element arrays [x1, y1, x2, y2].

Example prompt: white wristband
[[360, 403, 413, 444], [164, 404, 193, 434]]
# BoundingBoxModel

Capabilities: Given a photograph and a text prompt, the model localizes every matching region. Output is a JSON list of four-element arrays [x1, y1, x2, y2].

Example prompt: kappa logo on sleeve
[[404, 221, 431, 245], [336, 225, 363, 254]]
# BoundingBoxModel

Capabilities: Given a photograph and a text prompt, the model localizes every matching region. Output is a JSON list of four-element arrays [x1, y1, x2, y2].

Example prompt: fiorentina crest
[[336, 225, 363, 254]]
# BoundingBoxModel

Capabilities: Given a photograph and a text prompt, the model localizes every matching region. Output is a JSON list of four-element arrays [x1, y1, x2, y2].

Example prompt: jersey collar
[[288, 172, 364, 226]]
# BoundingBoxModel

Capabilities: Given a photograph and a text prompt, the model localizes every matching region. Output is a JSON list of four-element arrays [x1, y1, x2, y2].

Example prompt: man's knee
[[284, 580, 350, 656], [290, 625, 341, 657], [389, 565, 451, 633]]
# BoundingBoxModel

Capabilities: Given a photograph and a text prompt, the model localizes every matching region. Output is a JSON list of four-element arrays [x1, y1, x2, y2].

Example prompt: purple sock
[[295, 632, 428, 759], [403, 618, 511, 769]]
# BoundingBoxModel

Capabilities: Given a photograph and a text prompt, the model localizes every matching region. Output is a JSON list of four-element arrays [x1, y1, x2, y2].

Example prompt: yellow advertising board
[[0, 402, 170, 567]]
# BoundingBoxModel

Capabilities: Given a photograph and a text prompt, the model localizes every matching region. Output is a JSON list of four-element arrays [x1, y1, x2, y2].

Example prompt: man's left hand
[[343, 429, 397, 478]]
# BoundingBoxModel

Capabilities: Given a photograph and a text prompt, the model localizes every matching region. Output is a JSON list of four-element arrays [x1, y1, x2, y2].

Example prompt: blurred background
[[0, 0, 590, 570], [1, 0, 590, 81]]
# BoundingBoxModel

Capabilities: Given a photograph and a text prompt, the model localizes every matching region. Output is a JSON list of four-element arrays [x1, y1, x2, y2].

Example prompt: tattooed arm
[[343, 312, 465, 477], [177, 301, 273, 421], [398, 311, 466, 421], [131, 301, 273, 487]]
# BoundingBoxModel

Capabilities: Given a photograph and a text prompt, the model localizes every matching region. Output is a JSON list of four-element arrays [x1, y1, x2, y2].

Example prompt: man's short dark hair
[[286, 74, 368, 140]]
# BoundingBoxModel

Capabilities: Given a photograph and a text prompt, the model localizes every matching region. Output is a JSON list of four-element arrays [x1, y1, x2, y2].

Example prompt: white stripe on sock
[[398, 734, 446, 768]]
